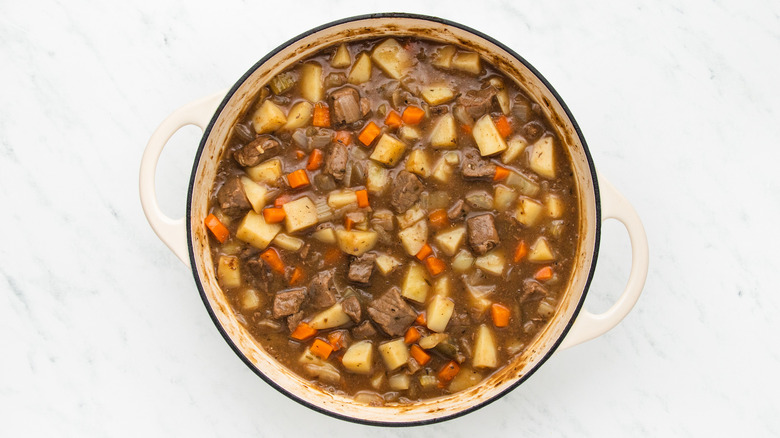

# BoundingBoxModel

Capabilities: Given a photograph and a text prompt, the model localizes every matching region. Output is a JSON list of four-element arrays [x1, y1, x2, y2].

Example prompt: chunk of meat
[[217, 176, 252, 217], [272, 288, 307, 319], [330, 86, 363, 125], [390, 171, 424, 214], [324, 143, 349, 182], [351, 320, 378, 339], [341, 295, 362, 323], [457, 86, 497, 119], [307, 270, 338, 309], [461, 149, 496, 180], [367, 288, 417, 337], [242, 256, 269, 294], [467, 214, 500, 255], [324, 72, 347, 89], [287, 311, 304, 332], [348, 253, 376, 285], [234, 135, 280, 167], [447, 199, 469, 221], [520, 279, 548, 303], [359, 97, 371, 118], [522, 120, 545, 143]]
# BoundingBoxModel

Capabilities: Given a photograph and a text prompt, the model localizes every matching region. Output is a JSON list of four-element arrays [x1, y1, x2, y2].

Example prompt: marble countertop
[[2, 0, 779, 436]]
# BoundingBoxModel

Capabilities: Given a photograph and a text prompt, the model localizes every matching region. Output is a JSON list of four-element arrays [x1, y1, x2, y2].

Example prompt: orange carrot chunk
[[327, 331, 346, 351], [358, 121, 381, 146], [428, 209, 449, 230], [415, 243, 433, 261], [490, 303, 511, 328], [534, 266, 554, 281], [494, 166, 510, 181], [287, 169, 310, 189], [401, 106, 425, 124], [355, 189, 369, 208], [260, 248, 285, 274], [290, 322, 317, 341], [295, 149, 306, 160], [415, 312, 426, 326], [344, 216, 355, 231], [289, 266, 305, 286], [424, 257, 446, 277], [263, 207, 286, 224], [437, 360, 460, 382], [495, 115, 512, 138], [410, 344, 431, 366], [310, 338, 334, 360], [513, 240, 528, 263], [334, 130, 352, 146], [404, 327, 421, 344], [204, 214, 229, 243], [384, 110, 403, 128], [312, 103, 330, 127], [306, 149, 324, 171]]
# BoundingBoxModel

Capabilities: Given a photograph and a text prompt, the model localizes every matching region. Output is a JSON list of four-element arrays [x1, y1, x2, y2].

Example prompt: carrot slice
[[494, 166, 510, 181], [415, 243, 433, 261], [513, 240, 528, 263], [312, 102, 330, 127], [415, 312, 426, 325], [327, 331, 346, 351], [358, 121, 381, 146], [428, 209, 449, 230], [344, 216, 355, 231], [437, 360, 460, 382], [260, 248, 285, 274], [534, 266, 554, 281], [289, 266, 304, 286], [401, 106, 425, 124], [295, 149, 306, 160], [263, 207, 286, 224], [306, 149, 324, 171], [204, 213, 229, 243], [410, 344, 431, 366], [384, 110, 403, 128], [290, 322, 317, 341], [404, 327, 421, 344], [490, 303, 511, 328], [287, 169, 310, 189], [355, 189, 369, 208], [310, 338, 334, 360], [334, 130, 352, 146], [424, 256, 446, 277], [495, 115, 512, 138]]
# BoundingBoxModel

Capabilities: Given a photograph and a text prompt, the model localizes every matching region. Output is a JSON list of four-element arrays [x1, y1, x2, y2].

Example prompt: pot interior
[[187, 14, 599, 424]]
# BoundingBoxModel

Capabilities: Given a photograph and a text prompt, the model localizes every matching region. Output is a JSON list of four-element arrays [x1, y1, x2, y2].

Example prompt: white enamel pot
[[139, 13, 649, 426]]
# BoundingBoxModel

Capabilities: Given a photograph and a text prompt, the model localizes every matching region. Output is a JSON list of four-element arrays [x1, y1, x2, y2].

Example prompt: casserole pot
[[139, 13, 649, 425]]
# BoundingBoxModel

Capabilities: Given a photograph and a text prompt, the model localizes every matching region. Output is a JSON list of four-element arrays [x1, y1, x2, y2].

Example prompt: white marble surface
[[2, 0, 779, 435]]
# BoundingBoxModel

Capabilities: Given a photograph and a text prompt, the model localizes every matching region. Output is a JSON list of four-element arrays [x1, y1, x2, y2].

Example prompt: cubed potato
[[431, 45, 456, 69], [282, 196, 319, 233], [545, 194, 565, 218], [379, 338, 410, 371], [366, 162, 389, 194], [331, 43, 351, 68], [448, 367, 483, 393], [444, 152, 460, 165], [399, 125, 421, 142], [472, 114, 508, 156], [348, 52, 372, 85], [236, 210, 282, 249], [466, 284, 494, 314], [401, 263, 430, 303], [240, 176, 267, 213], [371, 38, 412, 80], [433, 275, 452, 297], [451, 51, 481, 75], [474, 249, 506, 276], [282, 101, 313, 131], [505, 170, 541, 196], [529, 136, 556, 178], [309, 302, 351, 329], [299, 62, 323, 102], [538, 299, 556, 318], [217, 255, 241, 289], [501, 137, 528, 164], [375, 253, 402, 275], [312, 226, 337, 244], [239, 288, 261, 311], [397, 206, 425, 229], [420, 83, 455, 106], [252, 100, 287, 134], [398, 219, 428, 256], [515, 197, 544, 226], [405, 149, 432, 178], [327, 190, 358, 208], [452, 249, 475, 272], [489, 77, 511, 115], [299, 347, 327, 366], [426, 295, 455, 333], [388, 373, 411, 391], [370, 134, 407, 167], [434, 226, 466, 256], [342, 341, 374, 375], [246, 159, 283, 185], [431, 157, 455, 184], [272, 233, 304, 251], [494, 185, 517, 211], [472, 324, 498, 369], [528, 237, 555, 262], [336, 229, 378, 256], [429, 113, 457, 148]]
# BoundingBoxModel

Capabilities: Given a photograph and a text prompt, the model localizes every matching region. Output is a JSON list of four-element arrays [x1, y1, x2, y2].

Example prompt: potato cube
[[474, 249, 506, 276], [431, 158, 454, 184], [379, 338, 410, 371], [309, 302, 351, 329], [388, 373, 411, 391], [239, 288, 261, 311], [240, 176, 267, 213], [452, 249, 475, 272], [431, 45, 457, 69], [434, 226, 466, 256], [472, 114, 508, 156], [375, 254, 402, 275], [370, 134, 407, 167], [529, 136, 556, 178], [401, 263, 430, 304], [494, 185, 517, 211], [282, 196, 318, 233], [371, 38, 412, 80], [282, 101, 313, 131], [472, 325, 498, 369], [433, 275, 452, 297], [299, 62, 323, 102], [426, 295, 455, 333], [489, 77, 511, 115], [342, 341, 374, 375], [397, 206, 425, 229], [327, 190, 358, 209], [405, 149, 432, 178], [348, 52, 372, 85], [399, 125, 421, 142], [398, 219, 427, 256], [545, 194, 565, 218], [515, 197, 544, 227], [528, 237, 555, 262], [252, 100, 287, 134], [236, 210, 282, 249], [448, 367, 483, 393], [217, 255, 241, 289], [336, 229, 378, 256], [421, 84, 455, 106], [312, 226, 337, 244], [246, 159, 282, 185], [331, 43, 351, 68], [429, 113, 457, 148], [366, 162, 390, 194], [272, 233, 304, 251], [466, 284, 493, 314], [452, 51, 481, 75], [501, 137, 528, 164]]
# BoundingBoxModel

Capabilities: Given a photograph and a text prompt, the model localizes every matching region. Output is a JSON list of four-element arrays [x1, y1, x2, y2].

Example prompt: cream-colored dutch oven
[[139, 13, 649, 425]]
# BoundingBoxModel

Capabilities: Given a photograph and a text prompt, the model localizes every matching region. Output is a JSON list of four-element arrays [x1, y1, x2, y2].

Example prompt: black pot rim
[[185, 12, 601, 427]]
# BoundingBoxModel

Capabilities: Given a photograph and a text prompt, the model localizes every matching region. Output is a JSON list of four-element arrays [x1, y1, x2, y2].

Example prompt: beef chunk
[[330, 86, 363, 125], [520, 279, 548, 303], [272, 288, 307, 319], [234, 135, 280, 167], [390, 171, 424, 214], [286, 311, 304, 332], [351, 320, 378, 339], [522, 120, 545, 143], [461, 149, 496, 179], [341, 295, 362, 323], [243, 256, 269, 294], [457, 86, 497, 119], [359, 97, 371, 118], [217, 176, 252, 217], [324, 72, 347, 89], [367, 288, 417, 337], [308, 270, 338, 309], [348, 253, 376, 285], [467, 214, 500, 255], [324, 143, 349, 182], [447, 199, 469, 221]]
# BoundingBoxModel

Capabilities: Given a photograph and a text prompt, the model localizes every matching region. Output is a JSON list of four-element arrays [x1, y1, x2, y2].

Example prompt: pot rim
[[185, 12, 601, 426]]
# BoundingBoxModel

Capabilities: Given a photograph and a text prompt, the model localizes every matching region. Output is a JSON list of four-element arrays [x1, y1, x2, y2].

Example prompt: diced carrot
[[274, 194, 291, 208], [310, 338, 334, 360], [289, 266, 304, 285], [490, 303, 511, 328], [384, 110, 403, 128], [260, 248, 285, 274], [437, 360, 460, 382], [312, 102, 330, 128], [495, 115, 512, 138], [306, 149, 324, 171], [401, 106, 425, 125], [424, 256, 446, 277], [290, 322, 317, 341], [415, 312, 426, 325], [204, 213, 229, 243], [428, 209, 449, 230], [404, 327, 421, 344], [295, 149, 306, 160], [344, 216, 355, 231], [334, 130, 352, 146], [355, 189, 369, 208], [287, 169, 310, 189], [327, 331, 346, 351], [461, 124, 472, 135], [410, 344, 431, 366], [415, 243, 433, 261], [534, 266, 554, 281], [494, 166, 510, 181], [358, 121, 381, 146], [513, 240, 528, 263], [324, 247, 342, 265], [263, 207, 286, 224]]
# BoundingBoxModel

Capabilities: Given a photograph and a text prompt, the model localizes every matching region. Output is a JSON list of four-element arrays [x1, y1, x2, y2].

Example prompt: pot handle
[[559, 172, 649, 350], [139, 91, 226, 266]]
